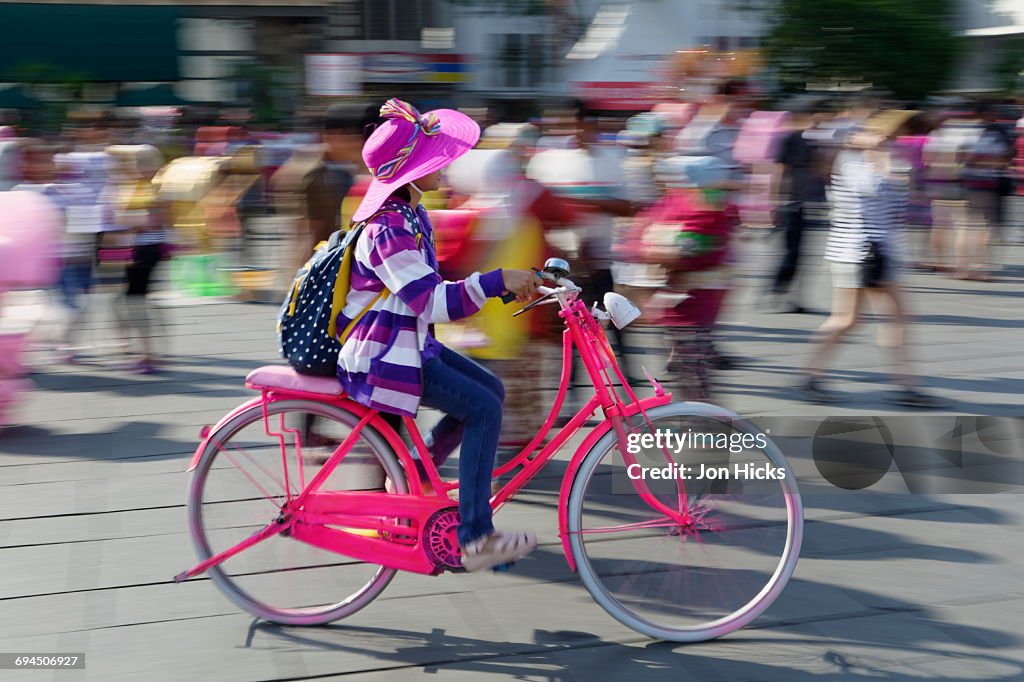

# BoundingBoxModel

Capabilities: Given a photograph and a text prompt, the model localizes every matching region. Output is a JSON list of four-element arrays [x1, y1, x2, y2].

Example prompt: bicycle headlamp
[[603, 292, 641, 330]]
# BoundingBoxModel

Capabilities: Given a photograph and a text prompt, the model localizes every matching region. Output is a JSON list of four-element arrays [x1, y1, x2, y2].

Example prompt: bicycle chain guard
[[423, 507, 465, 572]]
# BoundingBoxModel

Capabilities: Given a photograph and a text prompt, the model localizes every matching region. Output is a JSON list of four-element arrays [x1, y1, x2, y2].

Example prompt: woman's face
[[415, 169, 442, 192]]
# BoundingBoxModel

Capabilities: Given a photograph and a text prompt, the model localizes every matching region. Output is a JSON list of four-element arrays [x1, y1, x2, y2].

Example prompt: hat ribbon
[[373, 99, 442, 181]]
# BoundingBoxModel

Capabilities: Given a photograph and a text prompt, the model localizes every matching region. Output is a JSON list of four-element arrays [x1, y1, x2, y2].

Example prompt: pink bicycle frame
[[177, 289, 688, 582]]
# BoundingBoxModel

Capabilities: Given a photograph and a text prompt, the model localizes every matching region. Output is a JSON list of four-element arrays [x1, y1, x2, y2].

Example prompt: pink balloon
[[0, 191, 63, 289]]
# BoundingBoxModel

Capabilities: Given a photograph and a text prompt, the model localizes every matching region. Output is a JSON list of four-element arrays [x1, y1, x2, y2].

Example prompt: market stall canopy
[[0, 4, 181, 83]]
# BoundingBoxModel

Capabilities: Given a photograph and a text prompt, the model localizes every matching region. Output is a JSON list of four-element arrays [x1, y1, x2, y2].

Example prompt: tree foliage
[[765, 0, 960, 100]]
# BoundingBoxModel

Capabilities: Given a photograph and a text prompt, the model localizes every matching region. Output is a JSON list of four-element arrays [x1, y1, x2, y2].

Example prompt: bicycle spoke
[[567, 403, 802, 641], [189, 401, 407, 625], [219, 447, 288, 509], [574, 516, 677, 535]]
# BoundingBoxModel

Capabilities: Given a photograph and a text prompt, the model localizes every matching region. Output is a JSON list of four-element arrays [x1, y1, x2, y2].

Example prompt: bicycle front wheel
[[187, 399, 408, 625], [567, 402, 802, 642]]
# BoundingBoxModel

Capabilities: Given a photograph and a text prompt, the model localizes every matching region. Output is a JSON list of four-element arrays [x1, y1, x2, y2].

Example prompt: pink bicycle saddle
[[245, 365, 344, 396]]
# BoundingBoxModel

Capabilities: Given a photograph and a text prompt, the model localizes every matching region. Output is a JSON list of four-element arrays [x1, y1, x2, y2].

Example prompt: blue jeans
[[420, 345, 505, 546], [60, 261, 94, 312]]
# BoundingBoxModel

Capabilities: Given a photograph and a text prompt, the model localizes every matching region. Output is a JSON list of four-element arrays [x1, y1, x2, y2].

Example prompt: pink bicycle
[[175, 260, 802, 642]]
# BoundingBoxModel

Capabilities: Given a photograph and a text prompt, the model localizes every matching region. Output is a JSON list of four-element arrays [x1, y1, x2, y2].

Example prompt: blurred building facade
[[325, 0, 470, 107], [1, 0, 1021, 115], [563, 0, 765, 109], [956, 0, 1024, 92], [0, 0, 328, 107]]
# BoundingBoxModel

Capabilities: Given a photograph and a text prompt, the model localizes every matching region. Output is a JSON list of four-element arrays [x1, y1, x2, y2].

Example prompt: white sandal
[[460, 529, 537, 572]]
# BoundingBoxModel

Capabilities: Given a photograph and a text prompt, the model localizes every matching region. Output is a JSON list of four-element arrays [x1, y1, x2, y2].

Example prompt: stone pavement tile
[[0, 532, 196, 599], [763, 604, 1024, 681], [0, 531, 582, 639], [0, 464, 194, 517], [797, 504, 1019, 561], [0, 539, 563, 639], [929, 493, 1024, 528], [22, 378, 254, 424], [328, 637, 791, 682], [0, 504, 187, 549], [876, 655, 1022, 681], [20, 574, 992, 682], [323, 603, 1024, 682], [917, 353, 1024, 377], [789, 547, 1019, 614], [17, 377, 251, 426], [920, 598, 1024, 659], [0, 452, 193, 487], [798, 491, 976, 520], [0, 579, 659, 682], [5, 488, 1013, 636], [0, 494, 559, 598], [0, 579, 241, 641], [1, 425, 199, 469], [914, 340, 1022, 364], [918, 371, 1024, 402], [15, 600, 1014, 682]]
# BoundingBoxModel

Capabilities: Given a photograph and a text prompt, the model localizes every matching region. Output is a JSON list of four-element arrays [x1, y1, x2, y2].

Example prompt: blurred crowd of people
[[0, 86, 1021, 425]]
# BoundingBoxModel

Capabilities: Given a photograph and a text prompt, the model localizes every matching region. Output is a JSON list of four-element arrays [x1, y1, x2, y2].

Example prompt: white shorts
[[830, 262, 861, 289]]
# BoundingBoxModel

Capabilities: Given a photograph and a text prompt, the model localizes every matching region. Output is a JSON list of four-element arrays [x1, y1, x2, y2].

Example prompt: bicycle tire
[[187, 399, 409, 625], [567, 401, 803, 642]]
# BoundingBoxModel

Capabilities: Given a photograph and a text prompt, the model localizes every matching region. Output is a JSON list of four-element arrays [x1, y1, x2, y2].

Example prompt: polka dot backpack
[[277, 208, 418, 376]]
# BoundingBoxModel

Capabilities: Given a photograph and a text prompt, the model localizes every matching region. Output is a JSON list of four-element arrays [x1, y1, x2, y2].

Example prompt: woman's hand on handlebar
[[501, 269, 544, 303]]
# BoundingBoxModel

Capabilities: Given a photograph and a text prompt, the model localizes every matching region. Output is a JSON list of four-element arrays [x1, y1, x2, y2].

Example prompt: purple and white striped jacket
[[336, 198, 505, 416]]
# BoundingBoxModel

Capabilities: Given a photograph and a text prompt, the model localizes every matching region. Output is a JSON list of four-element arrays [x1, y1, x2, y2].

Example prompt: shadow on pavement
[[240, 616, 1023, 680], [0, 421, 192, 461]]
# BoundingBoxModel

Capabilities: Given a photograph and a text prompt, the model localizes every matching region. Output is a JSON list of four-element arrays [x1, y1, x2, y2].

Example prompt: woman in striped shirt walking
[[337, 100, 543, 572], [802, 111, 943, 408]]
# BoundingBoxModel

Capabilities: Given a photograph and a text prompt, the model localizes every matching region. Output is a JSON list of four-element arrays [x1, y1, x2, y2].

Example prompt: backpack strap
[[328, 205, 424, 343]]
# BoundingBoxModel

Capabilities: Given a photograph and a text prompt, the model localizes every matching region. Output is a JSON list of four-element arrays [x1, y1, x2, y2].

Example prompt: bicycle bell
[[542, 258, 570, 279]]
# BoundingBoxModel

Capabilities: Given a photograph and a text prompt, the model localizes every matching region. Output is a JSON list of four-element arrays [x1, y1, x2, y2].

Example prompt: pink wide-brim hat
[[352, 99, 480, 223]]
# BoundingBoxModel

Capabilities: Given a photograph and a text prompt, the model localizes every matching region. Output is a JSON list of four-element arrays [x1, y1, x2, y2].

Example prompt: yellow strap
[[339, 289, 389, 344], [286, 272, 305, 316], [327, 242, 355, 339], [326, 209, 395, 339], [329, 220, 423, 343]]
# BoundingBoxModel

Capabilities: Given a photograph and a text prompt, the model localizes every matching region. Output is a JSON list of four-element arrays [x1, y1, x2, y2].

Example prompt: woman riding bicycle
[[337, 99, 542, 572]]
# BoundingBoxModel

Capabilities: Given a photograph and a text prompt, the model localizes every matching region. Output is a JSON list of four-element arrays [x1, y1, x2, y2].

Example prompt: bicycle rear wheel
[[567, 402, 802, 642], [187, 399, 408, 625]]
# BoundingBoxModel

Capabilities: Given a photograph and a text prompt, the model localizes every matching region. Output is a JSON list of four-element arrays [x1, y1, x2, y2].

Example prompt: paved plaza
[[1, 228, 1022, 681]]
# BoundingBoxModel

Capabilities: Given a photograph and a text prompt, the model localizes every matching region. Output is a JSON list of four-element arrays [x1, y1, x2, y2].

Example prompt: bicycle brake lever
[[512, 292, 556, 317]]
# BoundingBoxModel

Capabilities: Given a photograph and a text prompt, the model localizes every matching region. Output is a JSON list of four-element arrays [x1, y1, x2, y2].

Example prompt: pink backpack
[[733, 111, 791, 165]]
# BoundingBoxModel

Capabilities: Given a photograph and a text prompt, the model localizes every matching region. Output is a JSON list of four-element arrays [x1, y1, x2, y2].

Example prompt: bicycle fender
[[187, 395, 415, 476], [557, 393, 672, 572], [187, 396, 266, 472]]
